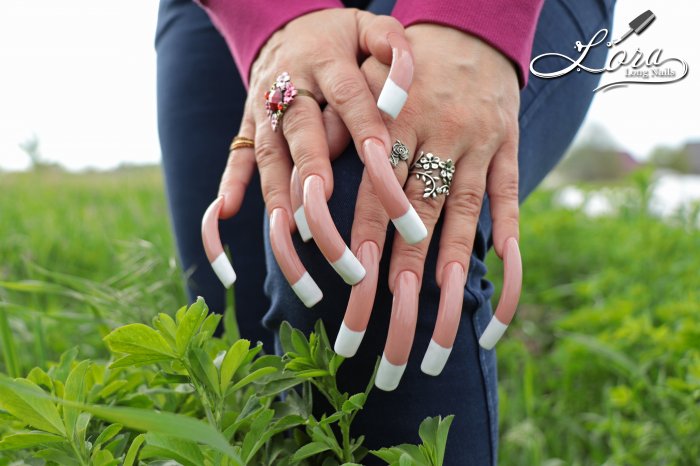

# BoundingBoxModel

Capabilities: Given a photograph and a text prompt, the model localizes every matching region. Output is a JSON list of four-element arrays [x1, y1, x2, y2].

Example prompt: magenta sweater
[[198, 0, 544, 89]]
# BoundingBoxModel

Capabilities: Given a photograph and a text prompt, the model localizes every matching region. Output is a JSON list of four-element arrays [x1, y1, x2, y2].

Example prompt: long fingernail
[[375, 271, 419, 391], [303, 174, 366, 285], [291, 168, 312, 242], [202, 196, 236, 288], [479, 237, 522, 350], [363, 139, 427, 244], [377, 32, 413, 119], [334, 241, 380, 357], [270, 208, 323, 308], [421, 262, 464, 376]]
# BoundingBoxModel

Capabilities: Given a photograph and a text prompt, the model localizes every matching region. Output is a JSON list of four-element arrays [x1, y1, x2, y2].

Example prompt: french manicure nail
[[377, 32, 414, 119], [303, 174, 366, 285], [421, 262, 465, 376], [291, 167, 313, 242], [375, 271, 419, 391], [269, 208, 323, 308], [363, 138, 427, 244], [334, 241, 380, 357], [202, 196, 236, 288], [479, 237, 522, 350]]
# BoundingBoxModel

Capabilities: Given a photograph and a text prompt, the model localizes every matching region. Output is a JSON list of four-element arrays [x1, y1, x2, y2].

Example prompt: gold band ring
[[229, 136, 254, 152]]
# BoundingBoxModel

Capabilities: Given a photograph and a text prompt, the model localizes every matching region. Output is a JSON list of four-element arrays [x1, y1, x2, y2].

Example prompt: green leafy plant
[[0, 297, 453, 465]]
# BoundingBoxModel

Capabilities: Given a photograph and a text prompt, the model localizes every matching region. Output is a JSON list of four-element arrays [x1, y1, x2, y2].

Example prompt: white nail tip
[[420, 339, 453, 376], [294, 206, 313, 242], [291, 271, 323, 308], [375, 353, 407, 391], [377, 78, 408, 119], [211, 252, 236, 288], [479, 317, 509, 350], [392, 205, 427, 245], [330, 246, 366, 285], [334, 321, 366, 357]]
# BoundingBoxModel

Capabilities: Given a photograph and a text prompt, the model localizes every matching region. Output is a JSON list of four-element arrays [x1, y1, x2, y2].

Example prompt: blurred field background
[[1, 142, 699, 464]]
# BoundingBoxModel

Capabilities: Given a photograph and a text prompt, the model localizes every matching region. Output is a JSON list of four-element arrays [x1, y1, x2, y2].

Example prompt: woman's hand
[[333, 24, 523, 390], [204, 9, 428, 307], [202, 9, 427, 307]]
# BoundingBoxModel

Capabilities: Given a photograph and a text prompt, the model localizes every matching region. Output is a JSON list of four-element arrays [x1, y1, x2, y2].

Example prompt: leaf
[[0, 377, 65, 435], [122, 433, 145, 466], [434, 415, 454, 466], [93, 423, 122, 448], [97, 380, 128, 399], [198, 312, 222, 339], [241, 408, 275, 461], [52, 346, 78, 383], [279, 321, 294, 354], [152, 312, 178, 347], [342, 393, 366, 414], [291, 328, 310, 358], [292, 441, 332, 461], [0, 308, 20, 378], [231, 367, 278, 391], [103, 324, 176, 358], [0, 376, 242, 464], [188, 347, 221, 397], [139, 432, 205, 466], [220, 339, 250, 393], [63, 360, 91, 441], [174, 304, 188, 324], [0, 431, 65, 451], [109, 353, 173, 369], [176, 298, 208, 355]]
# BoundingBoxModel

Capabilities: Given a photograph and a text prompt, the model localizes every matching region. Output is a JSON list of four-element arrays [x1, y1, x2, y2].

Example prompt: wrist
[[406, 24, 518, 85]]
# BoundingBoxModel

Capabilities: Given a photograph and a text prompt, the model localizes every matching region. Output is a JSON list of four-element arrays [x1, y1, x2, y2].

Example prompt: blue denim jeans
[[156, 1, 614, 463]]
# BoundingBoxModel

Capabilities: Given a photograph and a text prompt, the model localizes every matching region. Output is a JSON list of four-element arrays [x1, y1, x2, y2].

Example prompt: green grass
[[1, 166, 699, 465]]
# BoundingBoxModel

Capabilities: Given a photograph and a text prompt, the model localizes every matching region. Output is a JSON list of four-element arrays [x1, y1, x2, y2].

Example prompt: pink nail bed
[[201, 196, 236, 288], [290, 167, 312, 242], [479, 237, 523, 349], [363, 138, 427, 244], [269, 208, 322, 308], [333, 241, 380, 357], [377, 32, 414, 119], [303, 174, 366, 285], [375, 270, 419, 391], [420, 262, 465, 376]]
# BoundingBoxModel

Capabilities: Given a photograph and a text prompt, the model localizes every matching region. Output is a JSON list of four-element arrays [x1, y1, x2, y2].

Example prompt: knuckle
[[441, 236, 473, 260], [355, 207, 389, 239], [397, 244, 427, 269], [255, 140, 278, 167], [490, 176, 519, 202], [450, 186, 484, 219], [327, 76, 365, 108], [260, 178, 287, 210], [282, 105, 316, 137]]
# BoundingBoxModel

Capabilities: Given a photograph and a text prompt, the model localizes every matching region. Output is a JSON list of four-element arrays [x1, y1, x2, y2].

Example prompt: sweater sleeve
[[392, 0, 544, 88], [196, 0, 344, 88]]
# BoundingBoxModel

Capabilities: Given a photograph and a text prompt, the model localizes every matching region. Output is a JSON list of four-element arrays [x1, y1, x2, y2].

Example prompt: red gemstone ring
[[264, 72, 318, 131]]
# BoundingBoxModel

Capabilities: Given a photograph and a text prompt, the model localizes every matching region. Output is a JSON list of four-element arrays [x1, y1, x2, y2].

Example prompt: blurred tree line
[[553, 124, 698, 183]]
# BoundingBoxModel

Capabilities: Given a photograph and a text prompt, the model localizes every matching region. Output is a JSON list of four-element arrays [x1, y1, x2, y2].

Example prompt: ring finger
[[254, 83, 324, 307], [375, 145, 454, 391]]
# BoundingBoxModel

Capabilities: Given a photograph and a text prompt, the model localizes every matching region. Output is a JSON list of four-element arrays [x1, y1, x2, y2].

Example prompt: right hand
[[206, 9, 424, 305]]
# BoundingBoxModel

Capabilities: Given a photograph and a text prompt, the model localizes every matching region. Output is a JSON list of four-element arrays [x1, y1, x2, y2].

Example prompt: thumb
[[355, 10, 414, 119]]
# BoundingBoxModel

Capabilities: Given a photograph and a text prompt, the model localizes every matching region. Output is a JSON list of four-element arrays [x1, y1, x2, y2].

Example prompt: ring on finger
[[409, 151, 455, 198], [264, 72, 319, 131], [229, 135, 255, 152], [389, 139, 410, 168]]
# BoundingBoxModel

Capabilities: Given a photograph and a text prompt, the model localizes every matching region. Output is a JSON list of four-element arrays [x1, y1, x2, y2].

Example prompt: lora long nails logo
[[530, 10, 689, 92]]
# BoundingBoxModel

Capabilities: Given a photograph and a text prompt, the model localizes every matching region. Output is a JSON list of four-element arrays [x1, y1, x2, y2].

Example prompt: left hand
[[332, 24, 523, 391]]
